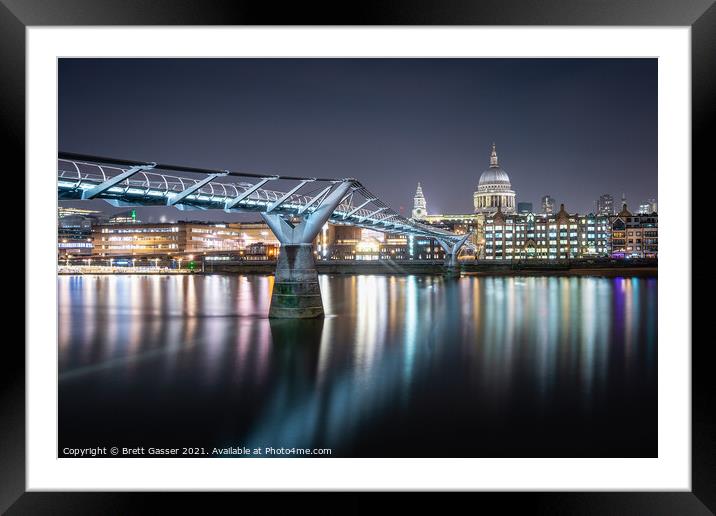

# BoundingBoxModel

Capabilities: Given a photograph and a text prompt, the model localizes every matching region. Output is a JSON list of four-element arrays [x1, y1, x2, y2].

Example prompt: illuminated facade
[[108, 209, 141, 224], [541, 195, 555, 215], [609, 204, 658, 258], [316, 225, 361, 260], [473, 143, 516, 214], [57, 207, 106, 258], [412, 182, 428, 220], [91, 221, 279, 258], [422, 213, 484, 258], [484, 204, 610, 260], [596, 194, 615, 216], [313, 224, 446, 261], [58, 206, 103, 219], [58, 215, 94, 257], [577, 214, 611, 257], [517, 202, 533, 214], [638, 199, 658, 214]]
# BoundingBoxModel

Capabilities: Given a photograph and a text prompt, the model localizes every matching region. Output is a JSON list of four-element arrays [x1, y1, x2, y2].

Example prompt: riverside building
[[609, 204, 658, 258], [91, 221, 280, 259], [483, 204, 610, 260]]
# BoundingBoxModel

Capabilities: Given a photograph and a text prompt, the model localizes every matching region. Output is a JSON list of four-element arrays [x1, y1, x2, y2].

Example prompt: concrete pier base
[[269, 244, 324, 318], [443, 265, 461, 278], [443, 253, 462, 278]]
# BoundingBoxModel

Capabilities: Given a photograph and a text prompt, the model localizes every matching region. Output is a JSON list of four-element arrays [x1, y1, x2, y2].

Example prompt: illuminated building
[[380, 233, 410, 260], [517, 202, 533, 214], [596, 194, 615, 216], [412, 182, 428, 220], [57, 206, 107, 258], [638, 199, 658, 214], [316, 225, 361, 260], [577, 213, 611, 256], [484, 203, 609, 260], [541, 195, 555, 215], [412, 238, 446, 261], [314, 224, 445, 261], [484, 207, 532, 260], [108, 209, 141, 224], [422, 213, 484, 258], [58, 206, 103, 219], [609, 204, 658, 258], [473, 143, 516, 214], [355, 236, 382, 260], [91, 221, 279, 259], [58, 215, 94, 257]]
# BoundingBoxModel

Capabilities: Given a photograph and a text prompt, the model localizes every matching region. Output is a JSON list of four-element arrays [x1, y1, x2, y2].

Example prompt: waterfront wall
[[59, 259, 658, 276], [203, 258, 658, 276]]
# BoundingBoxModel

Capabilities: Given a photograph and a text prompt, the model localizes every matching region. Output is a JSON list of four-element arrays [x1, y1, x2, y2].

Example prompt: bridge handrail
[[58, 154, 468, 243]]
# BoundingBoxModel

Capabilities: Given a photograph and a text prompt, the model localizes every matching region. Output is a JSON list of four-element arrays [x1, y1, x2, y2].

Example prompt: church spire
[[490, 143, 499, 167], [412, 182, 427, 220]]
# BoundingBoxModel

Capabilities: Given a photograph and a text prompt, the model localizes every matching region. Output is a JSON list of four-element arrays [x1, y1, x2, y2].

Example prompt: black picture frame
[[4, 0, 712, 513]]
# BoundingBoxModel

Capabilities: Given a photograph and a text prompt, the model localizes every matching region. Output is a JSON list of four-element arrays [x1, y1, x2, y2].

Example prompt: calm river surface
[[59, 274, 657, 457]]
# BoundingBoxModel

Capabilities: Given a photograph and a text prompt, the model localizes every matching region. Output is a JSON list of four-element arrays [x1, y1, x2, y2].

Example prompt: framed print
[[5, 0, 714, 513]]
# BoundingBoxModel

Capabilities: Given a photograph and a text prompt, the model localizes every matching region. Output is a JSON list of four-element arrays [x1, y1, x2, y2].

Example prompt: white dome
[[479, 166, 511, 187], [473, 143, 516, 214]]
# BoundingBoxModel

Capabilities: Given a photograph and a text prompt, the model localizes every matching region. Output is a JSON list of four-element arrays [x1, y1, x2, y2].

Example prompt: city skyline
[[59, 58, 657, 220]]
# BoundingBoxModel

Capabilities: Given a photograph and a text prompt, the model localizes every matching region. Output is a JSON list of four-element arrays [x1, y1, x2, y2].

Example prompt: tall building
[[541, 195, 555, 215], [638, 198, 658, 214], [596, 194, 614, 216], [610, 204, 658, 258], [473, 143, 516, 214], [412, 182, 428, 220], [517, 202, 533, 214]]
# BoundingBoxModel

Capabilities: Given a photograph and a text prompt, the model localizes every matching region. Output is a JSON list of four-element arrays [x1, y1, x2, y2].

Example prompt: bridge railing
[[57, 155, 468, 244], [58, 159, 323, 208]]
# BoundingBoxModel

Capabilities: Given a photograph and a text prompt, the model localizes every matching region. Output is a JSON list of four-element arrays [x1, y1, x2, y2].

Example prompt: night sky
[[58, 58, 657, 222]]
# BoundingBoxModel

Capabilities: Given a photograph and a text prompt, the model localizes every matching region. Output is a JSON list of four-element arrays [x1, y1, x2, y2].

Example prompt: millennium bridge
[[58, 153, 472, 318]]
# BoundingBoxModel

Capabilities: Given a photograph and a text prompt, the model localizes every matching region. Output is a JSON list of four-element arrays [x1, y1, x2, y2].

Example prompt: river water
[[58, 273, 657, 457]]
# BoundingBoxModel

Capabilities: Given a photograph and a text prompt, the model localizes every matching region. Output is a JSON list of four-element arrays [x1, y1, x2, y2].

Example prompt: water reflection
[[59, 274, 657, 457]]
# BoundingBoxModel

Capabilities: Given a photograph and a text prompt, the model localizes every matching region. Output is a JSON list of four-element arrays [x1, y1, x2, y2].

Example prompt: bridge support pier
[[443, 253, 461, 278], [269, 244, 323, 318], [261, 181, 354, 319], [438, 234, 471, 279]]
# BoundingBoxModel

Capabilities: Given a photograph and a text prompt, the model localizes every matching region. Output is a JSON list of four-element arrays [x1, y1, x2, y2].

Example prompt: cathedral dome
[[478, 167, 511, 186], [478, 144, 512, 187], [473, 143, 516, 214]]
